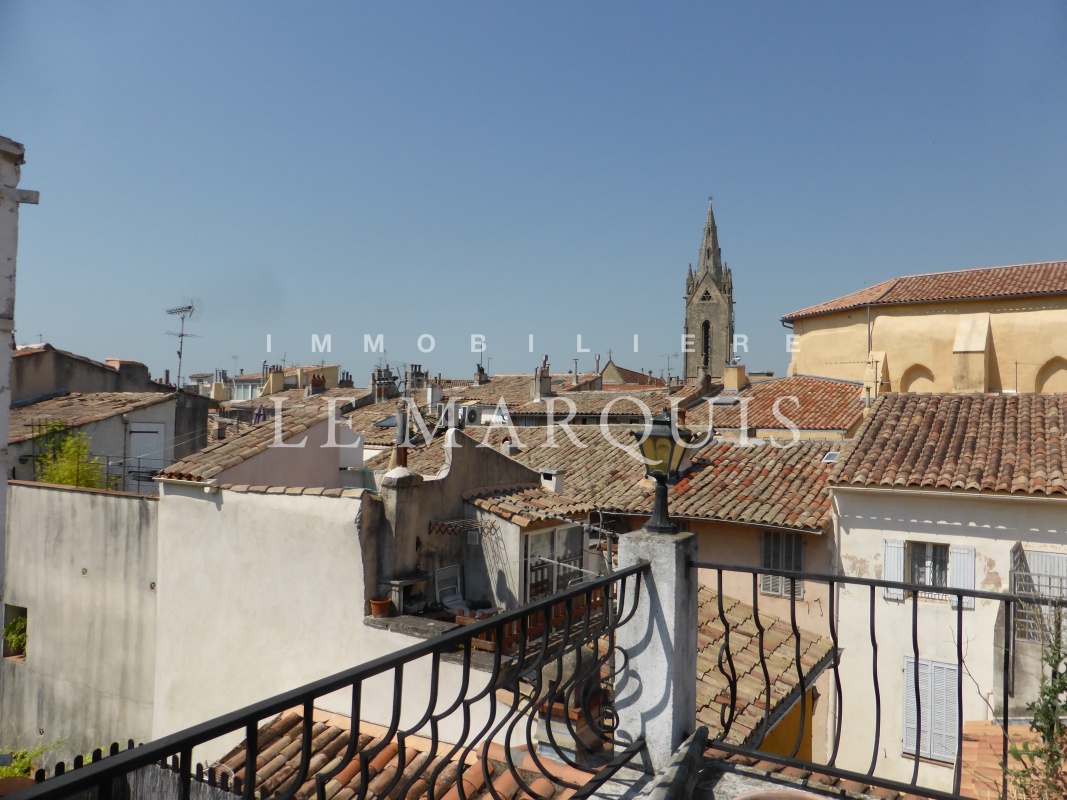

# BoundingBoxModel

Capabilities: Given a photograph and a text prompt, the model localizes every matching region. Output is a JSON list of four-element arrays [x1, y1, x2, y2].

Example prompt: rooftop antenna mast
[[165, 301, 201, 388]]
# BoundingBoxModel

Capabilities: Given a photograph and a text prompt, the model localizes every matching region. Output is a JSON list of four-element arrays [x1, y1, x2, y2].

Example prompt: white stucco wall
[[0, 482, 157, 765], [212, 418, 357, 488], [832, 486, 1067, 789], [152, 483, 502, 761]]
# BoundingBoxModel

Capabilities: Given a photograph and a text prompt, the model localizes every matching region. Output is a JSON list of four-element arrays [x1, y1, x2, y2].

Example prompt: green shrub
[[2, 616, 26, 654], [35, 432, 106, 489]]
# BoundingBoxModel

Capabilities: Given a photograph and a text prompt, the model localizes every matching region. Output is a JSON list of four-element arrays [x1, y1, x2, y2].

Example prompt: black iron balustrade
[[692, 560, 1067, 800], [15, 561, 650, 800]]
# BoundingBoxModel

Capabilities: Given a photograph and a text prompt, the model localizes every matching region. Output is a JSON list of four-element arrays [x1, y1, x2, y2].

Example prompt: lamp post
[[633, 412, 692, 534]]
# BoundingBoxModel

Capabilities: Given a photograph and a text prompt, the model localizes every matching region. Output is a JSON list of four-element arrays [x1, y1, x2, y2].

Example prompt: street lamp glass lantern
[[636, 413, 692, 480]]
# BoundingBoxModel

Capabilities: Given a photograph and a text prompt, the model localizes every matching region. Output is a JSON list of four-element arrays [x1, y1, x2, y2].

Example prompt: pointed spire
[[698, 197, 722, 285]]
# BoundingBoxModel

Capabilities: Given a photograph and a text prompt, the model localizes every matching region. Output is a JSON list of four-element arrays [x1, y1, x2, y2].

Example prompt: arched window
[[702, 321, 711, 369], [900, 364, 935, 392], [1036, 357, 1067, 393]]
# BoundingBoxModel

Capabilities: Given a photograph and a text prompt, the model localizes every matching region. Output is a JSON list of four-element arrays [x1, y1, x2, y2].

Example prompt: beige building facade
[[782, 262, 1067, 397]]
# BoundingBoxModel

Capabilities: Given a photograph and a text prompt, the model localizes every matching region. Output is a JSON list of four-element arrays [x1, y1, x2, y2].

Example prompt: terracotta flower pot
[[370, 597, 392, 618]]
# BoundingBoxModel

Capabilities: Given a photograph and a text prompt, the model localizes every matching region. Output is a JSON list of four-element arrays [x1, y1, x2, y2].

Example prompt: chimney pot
[[539, 468, 566, 495]]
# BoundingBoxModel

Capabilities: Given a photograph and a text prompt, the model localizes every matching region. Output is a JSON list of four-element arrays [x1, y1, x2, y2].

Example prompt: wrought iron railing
[[15, 561, 650, 800], [692, 561, 1067, 800]]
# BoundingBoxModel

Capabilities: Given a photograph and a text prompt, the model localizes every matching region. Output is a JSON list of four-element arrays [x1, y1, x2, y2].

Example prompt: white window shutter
[[884, 540, 905, 600], [930, 662, 959, 762], [949, 545, 976, 609], [903, 657, 918, 754]]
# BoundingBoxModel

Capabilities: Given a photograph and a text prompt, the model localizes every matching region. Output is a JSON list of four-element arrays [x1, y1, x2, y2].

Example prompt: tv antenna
[[165, 300, 202, 388]]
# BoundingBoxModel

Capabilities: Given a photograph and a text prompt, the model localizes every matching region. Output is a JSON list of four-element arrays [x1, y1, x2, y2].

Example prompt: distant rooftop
[[8, 392, 175, 444], [783, 260, 1067, 322]]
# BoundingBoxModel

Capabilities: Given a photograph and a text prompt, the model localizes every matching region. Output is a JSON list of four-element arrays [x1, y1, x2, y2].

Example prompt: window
[[701, 321, 712, 368], [903, 657, 959, 763], [526, 527, 586, 602], [908, 542, 949, 589], [883, 540, 974, 607], [3, 604, 27, 662], [1012, 546, 1067, 642], [761, 531, 804, 599]]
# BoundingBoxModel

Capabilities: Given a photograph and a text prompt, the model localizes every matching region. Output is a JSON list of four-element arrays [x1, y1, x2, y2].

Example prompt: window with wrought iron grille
[[1012, 546, 1067, 643], [903, 657, 959, 763], [760, 531, 804, 599]]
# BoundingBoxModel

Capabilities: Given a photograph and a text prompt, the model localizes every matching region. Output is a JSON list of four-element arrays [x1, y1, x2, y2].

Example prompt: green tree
[[36, 432, 107, 489], [1008, 607, 1067, 799]]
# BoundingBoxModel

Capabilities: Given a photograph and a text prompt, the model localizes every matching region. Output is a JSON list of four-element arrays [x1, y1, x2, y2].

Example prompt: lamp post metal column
[[615, 411, 698, 772]]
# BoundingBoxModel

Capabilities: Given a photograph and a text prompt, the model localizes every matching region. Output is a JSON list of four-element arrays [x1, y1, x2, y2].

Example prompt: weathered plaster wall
[[212, 417, 358, 488], [11, 350, 166, 405], [153, 482, 503, 761], [788, 297, 1067, 393], [832, 487, 1067, 790], [465, 511, 524, 609], [0, 482, 157, 765], [152, 485, 366, 741]]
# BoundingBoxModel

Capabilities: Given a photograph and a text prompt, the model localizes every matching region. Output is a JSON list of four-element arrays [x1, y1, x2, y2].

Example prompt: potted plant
[[369, 597, 392, 618]]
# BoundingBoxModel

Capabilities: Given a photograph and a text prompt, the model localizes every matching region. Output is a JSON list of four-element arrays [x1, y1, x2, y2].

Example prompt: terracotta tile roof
[[343, 403, 440, 448], [783, 261, 1067, 322], [830, 393, 1067, 497], [213, 710, 580, 800], [602, 363, 665, 386], [647, 440, 835, 532], [513, 391, 671, 417], [373, 429, 837, 532], [444, 374, 598, 407], [698, 588, 835, 748], [222, 387, 370, 413], [685, 376, 865, 433], [160, 407, 329, 481], [959, 720, 1039, 799], [9, 392, 175, 444], [702, 748, 930, 800], [462, 484, 594, 529]]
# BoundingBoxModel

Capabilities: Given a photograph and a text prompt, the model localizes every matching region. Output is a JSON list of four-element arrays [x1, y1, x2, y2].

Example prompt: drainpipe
[[121, 413, 130, 492]]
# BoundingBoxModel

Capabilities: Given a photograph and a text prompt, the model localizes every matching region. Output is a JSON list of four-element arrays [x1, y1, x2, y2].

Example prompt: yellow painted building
[[781, 261, 1067, 397]]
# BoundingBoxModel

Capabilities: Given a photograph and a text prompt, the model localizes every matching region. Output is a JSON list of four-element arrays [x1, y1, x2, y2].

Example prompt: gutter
[[154, 476, 220, 494], [830, 483, 1067, 506]]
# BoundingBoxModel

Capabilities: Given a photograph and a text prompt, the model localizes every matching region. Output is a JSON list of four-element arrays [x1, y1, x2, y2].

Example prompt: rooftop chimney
[[474, 363, 489, 385], [540, 468, 566, 496], [595, 354, 601, 373], [533, 355, 553, 400], [338, 370, 354, 389], [501, 437, 521, 458], [572, 359, 579, 385], [723, 364, 748, 392]]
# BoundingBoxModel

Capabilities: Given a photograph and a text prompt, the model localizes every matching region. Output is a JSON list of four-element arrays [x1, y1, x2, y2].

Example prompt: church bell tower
[[683, 199, 734, 383]]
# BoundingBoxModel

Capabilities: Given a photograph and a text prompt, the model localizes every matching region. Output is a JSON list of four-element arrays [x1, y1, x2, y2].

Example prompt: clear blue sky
[[3, 2, 1065, 384]]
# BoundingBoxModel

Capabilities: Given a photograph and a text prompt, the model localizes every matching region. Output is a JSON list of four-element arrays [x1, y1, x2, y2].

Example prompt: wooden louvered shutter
[[761, 532, 781, 596], [929, 661, 959, 763], [903, 657, 918, 755], [949, 545, 975, 609], [884, 540, 905, 600], [786, 533, 805, 600]]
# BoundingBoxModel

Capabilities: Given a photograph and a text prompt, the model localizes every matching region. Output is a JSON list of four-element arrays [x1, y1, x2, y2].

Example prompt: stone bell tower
[[683, 199, 733, 382]]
